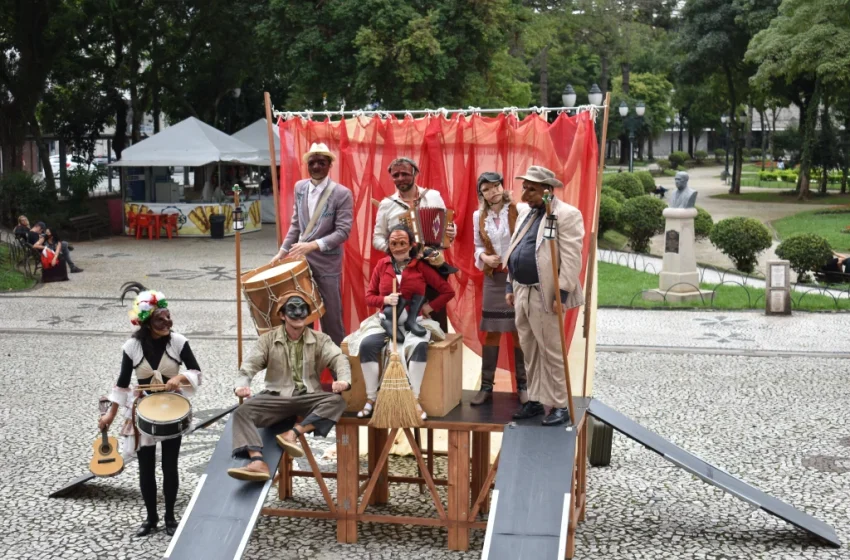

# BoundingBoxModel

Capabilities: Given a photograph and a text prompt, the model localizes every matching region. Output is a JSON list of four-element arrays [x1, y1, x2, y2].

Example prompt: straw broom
[[370, 278, 423, 429]]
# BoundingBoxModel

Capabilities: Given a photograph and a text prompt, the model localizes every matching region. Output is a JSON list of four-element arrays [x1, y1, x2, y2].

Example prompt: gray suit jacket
[[281, 178, 354, 277]]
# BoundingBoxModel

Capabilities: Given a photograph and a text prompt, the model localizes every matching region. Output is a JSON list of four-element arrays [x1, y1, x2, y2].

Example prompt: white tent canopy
[[110, 116, 262, 167], [232, 118, 279, 166]]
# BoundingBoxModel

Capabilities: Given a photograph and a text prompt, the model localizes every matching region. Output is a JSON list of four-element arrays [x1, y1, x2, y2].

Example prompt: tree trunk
[[538, 45, 549, 107], [842, 117, 850, 194], [647, 136, 654, 160], [797, 79, 822, 201], [723, 65, 741, 194], [620, 135, 629, 165], [745, 106, 754, 149], [31, 118, 55, 190], [621, 62, 630, 96], [599, 55, 609, 97], [688, 129, 694, 157], [759, 110, 768, 171]]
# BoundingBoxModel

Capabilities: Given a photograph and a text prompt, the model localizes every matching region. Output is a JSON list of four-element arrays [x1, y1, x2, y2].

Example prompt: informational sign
[[665, 230, 680, 254], [124, 200, 262, 237]]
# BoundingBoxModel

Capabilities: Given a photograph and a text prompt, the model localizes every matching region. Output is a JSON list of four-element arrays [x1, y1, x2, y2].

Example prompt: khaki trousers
[[513, 283, 569, 408], [231, 391, 346, 456]]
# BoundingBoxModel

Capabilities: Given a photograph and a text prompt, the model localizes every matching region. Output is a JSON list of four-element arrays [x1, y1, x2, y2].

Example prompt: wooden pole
[[264, 92, 282, 248], [235, 189, 243, 367], [544, 194, 576, 426], [581, 93, 611, 397]]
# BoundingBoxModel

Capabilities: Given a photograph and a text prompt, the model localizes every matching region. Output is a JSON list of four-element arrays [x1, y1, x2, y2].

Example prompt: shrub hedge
[[709, 217, 772, 273]]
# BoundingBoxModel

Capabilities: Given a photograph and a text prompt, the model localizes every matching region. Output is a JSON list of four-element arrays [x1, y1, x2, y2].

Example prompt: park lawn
[[597, 261, 847, 311], [772, 209, 850, 252], [598, 230, 628, 251], [0, 245, 36, 291], [710, 192, 850, 204]]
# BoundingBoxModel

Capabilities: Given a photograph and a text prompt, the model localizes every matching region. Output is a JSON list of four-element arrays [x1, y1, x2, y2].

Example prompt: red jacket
[[366, 257, 455, 313]]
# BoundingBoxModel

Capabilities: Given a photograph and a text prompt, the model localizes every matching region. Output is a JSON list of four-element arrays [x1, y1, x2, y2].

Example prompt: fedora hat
[[515, 165, 563, 188], [302, 142, 335, 163]]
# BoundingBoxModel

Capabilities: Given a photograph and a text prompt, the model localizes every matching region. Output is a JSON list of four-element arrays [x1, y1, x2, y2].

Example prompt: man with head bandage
[[227, 293, 351, 482]]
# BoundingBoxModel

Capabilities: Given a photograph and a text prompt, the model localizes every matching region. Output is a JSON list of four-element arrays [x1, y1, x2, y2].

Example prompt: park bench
[[68, 213, 110, 241], [815, 270, 850, 285]]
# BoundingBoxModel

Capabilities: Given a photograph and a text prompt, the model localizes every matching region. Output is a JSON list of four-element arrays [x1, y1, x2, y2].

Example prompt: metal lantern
[[588, 83, 603, 106], [233, 205, 245, 231], [562, 84, 577, 108], [543, 213, 557, 240]]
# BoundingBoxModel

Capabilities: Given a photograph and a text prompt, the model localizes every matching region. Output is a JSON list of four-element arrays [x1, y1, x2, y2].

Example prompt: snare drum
[[135, 392, 192, 439], [241, 258, 325, 335]]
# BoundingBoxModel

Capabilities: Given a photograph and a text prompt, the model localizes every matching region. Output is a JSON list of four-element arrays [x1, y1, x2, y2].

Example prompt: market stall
[[111, 116, 264, 237]]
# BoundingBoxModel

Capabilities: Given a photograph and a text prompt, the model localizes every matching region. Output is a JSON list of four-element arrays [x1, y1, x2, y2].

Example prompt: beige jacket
[[504, 196, 585, 313], [236, 327, 351, 396]]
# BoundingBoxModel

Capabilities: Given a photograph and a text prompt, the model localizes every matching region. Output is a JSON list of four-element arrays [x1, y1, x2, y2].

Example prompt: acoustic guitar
[[89, 428, 124, 477], [90, 396, 124, 477]]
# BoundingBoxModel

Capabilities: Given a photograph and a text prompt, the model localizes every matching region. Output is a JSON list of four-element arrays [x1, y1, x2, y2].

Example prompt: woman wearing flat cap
[[470, 172, 529, 406]]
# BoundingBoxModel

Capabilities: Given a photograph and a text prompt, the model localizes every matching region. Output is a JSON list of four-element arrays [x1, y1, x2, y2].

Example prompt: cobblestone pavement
[[1, 231, 849, 559]]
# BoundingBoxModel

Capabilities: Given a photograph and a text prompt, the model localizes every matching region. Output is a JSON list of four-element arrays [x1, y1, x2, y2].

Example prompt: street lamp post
[[562, 84, 577, 112], [619, 101, 646, 173], [667, 117, 673, 155]]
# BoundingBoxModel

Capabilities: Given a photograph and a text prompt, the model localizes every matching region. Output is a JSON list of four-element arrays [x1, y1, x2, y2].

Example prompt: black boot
[[471, 346, 499, 406], [165, 517, 179, 536], [381, 298, 407, 343], [403, 294, 428, 337], [135, 516, 159, 537]]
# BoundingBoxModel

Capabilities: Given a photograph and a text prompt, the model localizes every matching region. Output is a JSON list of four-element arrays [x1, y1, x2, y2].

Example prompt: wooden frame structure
[[261, 392, 589, 557]]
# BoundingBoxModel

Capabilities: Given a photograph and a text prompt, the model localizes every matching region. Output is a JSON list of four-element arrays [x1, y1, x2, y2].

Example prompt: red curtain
[[278, 111, 599, 376]]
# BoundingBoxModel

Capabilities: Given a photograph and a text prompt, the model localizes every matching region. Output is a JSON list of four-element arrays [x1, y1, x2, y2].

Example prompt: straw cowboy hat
[[515, 165, 563, 189], [302, 142, 336, 163]]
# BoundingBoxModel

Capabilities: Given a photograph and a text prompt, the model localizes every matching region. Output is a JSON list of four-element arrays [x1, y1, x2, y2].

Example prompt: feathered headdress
[[128, 290, 168, 326]]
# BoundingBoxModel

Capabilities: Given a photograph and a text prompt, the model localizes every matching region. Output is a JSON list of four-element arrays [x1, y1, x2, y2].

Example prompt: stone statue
[[669, 171, 698, 209]]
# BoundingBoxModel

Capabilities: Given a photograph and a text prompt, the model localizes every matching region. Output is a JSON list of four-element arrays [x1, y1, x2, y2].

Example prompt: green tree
[[746, 0, 850, 199], [676, 0, 780, 194]]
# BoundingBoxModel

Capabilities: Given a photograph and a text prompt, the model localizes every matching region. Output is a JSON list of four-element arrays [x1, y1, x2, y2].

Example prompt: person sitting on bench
[[31, 223, 83, 273], [13, 215, 30, 242], [227, 293, 351, 482], [822, 253, 849, 275]]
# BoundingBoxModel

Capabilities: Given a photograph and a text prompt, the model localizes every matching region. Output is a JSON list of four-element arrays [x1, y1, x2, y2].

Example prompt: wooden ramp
[[483, 423, 578, 560], [163, 416, 293, 560]]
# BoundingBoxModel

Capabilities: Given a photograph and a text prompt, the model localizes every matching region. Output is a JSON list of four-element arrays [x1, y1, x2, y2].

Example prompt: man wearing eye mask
[[227, 294, 351, 482]]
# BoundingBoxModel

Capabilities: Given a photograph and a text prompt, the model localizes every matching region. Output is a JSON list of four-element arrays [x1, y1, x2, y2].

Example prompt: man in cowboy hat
[[271, 142, 354, 345], [227, 293, 351, 482], [504, 165, 584, 426], [372, 157, 457, 331]]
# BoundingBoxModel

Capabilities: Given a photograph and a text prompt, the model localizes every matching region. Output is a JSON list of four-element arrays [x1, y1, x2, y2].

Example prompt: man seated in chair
[[227, 293, 351, 482]]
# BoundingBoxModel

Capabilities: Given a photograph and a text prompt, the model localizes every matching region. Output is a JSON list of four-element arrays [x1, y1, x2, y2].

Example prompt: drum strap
[[131, 397, 141, 452], [301, 183, 336, 241]]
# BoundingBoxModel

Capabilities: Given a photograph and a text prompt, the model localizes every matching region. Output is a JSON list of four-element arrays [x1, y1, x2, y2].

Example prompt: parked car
[[47, 155, 91, 176]]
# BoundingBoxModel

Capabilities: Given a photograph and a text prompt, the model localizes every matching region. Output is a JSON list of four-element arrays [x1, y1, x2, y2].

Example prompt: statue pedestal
[[643, 207, 712, 303]]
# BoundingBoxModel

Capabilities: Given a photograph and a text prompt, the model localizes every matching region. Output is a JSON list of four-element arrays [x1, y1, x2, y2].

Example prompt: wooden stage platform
[[266, 390, 590, 555]]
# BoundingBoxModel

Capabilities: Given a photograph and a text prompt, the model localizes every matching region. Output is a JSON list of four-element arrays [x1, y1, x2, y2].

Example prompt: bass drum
[[241, 258, 325, 335], [135, 392, 192, 440]]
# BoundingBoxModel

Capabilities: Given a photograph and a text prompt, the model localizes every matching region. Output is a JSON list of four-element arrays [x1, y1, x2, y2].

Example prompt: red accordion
[[400, 207, 454, 249]]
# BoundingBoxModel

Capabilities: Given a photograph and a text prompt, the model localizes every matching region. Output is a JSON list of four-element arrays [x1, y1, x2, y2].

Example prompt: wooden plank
[[402, 428, 447, 520], [358, 428, 398, 514], [368, 427, 390, 505], [469, 451, 500, 522], [298, 432, 336, 514], [447, 430, 471, 551], [336, 423, 359, 544], [359, 514, 446, 527], [277, 454, 292, 500], [261, 508, 338, 519]]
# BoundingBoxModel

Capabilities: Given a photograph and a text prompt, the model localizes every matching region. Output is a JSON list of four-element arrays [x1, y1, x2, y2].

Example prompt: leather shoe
[[165, 518, 179, 536], [71, 266, 83, 273], [135, 517, 158, 537], [512, 401, 544, 420], [470, 388, 492, 406], [542, 407, 570, 426]]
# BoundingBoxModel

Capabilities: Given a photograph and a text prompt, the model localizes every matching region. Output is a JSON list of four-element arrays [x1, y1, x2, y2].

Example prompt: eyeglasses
[[391, 171, 413, 179]]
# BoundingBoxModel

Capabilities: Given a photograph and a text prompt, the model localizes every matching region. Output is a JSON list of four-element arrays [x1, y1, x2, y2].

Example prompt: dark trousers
[[314, 274, 344, 345], [232, 391, 346, 457], [58, 241, 76, 268], [137, 436, 182, 521]]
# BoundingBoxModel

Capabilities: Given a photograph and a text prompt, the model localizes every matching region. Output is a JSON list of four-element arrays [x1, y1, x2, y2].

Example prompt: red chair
[[127, 212, 137, 236], [136, 213, 155, 240], [161, 213, 179, 239]]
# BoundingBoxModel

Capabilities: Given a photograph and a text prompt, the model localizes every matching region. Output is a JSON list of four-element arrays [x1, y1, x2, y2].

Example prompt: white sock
[[361, 361, 380, 401], [407, 361, 426, 398]]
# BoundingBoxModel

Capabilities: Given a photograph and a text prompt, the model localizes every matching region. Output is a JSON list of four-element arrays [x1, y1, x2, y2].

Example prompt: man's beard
[[397, 181, 415, 192]]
